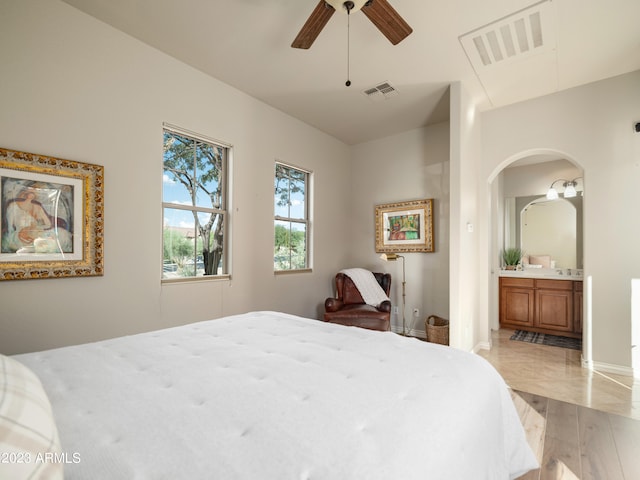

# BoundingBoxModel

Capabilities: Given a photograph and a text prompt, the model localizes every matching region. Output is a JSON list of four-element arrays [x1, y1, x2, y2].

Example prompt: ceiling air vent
[[363, 81, 398, 102], [459, 0, 555, 70]]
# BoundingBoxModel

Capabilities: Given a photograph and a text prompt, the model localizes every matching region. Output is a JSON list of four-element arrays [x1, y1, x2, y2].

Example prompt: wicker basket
[[425, 315, 449, 345]]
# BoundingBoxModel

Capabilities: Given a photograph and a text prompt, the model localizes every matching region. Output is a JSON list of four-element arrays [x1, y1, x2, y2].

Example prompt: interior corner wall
[[480, 69, 640, 372], [349, 124, 451, 336], [0, 0, 352, 354], [449, 82, 484, 352]]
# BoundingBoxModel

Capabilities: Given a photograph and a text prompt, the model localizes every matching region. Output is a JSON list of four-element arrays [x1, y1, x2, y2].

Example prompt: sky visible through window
[[274, 167, 305, 224], [163, 136, 221, 232], [163, 173, 198, 230]]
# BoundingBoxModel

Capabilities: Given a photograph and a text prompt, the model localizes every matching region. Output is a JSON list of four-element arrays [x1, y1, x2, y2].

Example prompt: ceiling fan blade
[[292, 1, 336, 49], [361, 0, 413, 45]]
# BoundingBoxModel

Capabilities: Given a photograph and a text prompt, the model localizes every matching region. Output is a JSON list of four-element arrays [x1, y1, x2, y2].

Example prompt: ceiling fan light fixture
[[325, 0, 368, 14], [292, 0, 412, 49]]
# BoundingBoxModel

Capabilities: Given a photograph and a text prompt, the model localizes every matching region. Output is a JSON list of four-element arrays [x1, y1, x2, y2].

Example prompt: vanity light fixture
[[546, 177, 582, 200], [563, 181, 577, 198]]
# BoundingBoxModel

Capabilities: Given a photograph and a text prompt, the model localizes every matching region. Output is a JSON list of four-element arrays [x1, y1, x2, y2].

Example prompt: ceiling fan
[[292, 0, 413, 49]]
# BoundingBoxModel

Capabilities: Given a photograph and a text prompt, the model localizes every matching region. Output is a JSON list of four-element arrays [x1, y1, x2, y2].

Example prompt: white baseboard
[[392, 327, 490, 352], [391, 326, 425, 339], [581, 355, 593, 370], [473, 341, 491, 354], [591, 360, 634, 377]]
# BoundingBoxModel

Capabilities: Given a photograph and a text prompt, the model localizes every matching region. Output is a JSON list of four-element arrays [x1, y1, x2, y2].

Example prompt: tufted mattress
[[14, 311, 537, 479]]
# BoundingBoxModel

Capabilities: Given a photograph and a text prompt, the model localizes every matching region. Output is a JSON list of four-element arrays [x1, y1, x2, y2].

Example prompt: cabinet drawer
[[535, 279, 572, 291], [574, 281, 583, 292], [500, 277, 535, 288]]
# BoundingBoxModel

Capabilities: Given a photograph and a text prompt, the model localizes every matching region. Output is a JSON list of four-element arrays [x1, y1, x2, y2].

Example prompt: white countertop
[[499, 268, 583, 281]]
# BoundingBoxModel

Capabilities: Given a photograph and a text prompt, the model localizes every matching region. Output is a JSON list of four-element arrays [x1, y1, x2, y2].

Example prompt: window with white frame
[[274, 162, 310, 271], [162, 126, 229, 280]]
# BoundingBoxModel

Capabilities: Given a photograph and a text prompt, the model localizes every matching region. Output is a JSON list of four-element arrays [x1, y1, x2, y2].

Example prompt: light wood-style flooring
[[513, 390, 640, 480], [479, 328, 640, 480]]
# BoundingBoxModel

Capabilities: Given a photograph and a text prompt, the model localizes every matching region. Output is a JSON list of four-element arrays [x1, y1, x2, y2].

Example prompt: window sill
[[162, 274, 231, 285], [274, 269, 312, 276]]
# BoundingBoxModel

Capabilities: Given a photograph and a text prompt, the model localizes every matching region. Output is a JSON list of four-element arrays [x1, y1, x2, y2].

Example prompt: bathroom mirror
[[504, 195, 583, 269]]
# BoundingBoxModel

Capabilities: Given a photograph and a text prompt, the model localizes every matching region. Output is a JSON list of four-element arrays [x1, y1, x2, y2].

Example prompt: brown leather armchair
[[324, 272, 392, 331]]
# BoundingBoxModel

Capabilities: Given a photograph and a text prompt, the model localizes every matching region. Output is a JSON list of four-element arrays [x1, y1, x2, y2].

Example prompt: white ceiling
[[61, 0, 640, 145]]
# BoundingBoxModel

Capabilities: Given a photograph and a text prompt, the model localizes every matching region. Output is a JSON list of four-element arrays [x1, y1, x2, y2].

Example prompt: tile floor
[[478, 328, 640, 420]]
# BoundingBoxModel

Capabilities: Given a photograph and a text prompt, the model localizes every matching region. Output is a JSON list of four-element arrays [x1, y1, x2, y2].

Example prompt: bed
[[2, 311, 537, 479]]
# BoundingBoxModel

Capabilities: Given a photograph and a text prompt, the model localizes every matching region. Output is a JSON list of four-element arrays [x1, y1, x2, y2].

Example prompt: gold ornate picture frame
[[0, 147, 104, 280], [375, 199, 434, 253]]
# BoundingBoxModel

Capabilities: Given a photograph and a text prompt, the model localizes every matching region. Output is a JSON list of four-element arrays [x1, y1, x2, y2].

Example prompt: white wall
[[450, 82, 484, 351], [480, 70, 640, 373], [0, 0, 351, 354], [349, 124, 450, 336]]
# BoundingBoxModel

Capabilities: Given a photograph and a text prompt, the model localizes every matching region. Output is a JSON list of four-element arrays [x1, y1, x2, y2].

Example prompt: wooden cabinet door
[[499, 277, 583, 336], [500, 287, 535, 328], [535, 288, 573, 332]]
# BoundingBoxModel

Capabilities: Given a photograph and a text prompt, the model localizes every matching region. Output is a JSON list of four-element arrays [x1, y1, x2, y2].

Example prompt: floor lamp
[[380, 253, 407, 335]]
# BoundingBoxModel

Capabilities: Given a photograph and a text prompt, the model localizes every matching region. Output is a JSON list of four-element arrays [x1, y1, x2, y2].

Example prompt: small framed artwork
[[375, 199, 434, 253], [0, 147, 104, 280]]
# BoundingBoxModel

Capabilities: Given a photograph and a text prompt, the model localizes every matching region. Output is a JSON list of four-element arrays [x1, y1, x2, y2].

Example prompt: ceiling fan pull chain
[[345, 1, 353, 86]]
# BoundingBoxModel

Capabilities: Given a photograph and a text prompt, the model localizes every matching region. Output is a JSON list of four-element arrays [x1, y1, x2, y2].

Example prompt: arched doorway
[[487, 149, 587, 362]]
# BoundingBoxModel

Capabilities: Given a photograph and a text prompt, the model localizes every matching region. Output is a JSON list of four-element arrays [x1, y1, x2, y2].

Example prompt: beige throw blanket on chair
[[339, 268, 390, 307]]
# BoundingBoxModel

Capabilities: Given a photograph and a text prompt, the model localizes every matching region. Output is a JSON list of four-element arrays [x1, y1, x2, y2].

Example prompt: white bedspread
[[15, 311, 536, 479]]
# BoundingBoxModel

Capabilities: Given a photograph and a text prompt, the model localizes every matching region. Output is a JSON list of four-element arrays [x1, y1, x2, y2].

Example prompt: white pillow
[[0, 354, 64, 479]]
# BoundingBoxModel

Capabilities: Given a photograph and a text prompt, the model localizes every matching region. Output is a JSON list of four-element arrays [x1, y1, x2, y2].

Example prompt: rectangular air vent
[[363, 81, 398, 101], [459, 0, 555, 69]]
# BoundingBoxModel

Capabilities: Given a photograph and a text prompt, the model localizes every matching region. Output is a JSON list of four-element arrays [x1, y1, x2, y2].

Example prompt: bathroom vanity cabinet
[[499, 276, 583, 338]]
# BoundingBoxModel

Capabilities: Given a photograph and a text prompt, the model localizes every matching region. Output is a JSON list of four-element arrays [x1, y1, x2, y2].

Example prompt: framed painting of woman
[[0, 148, 103, 280]]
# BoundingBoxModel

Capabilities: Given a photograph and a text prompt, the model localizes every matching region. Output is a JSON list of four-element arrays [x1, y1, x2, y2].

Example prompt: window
[[274, 162, 310, 271], [162, 126, 229, 280]]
